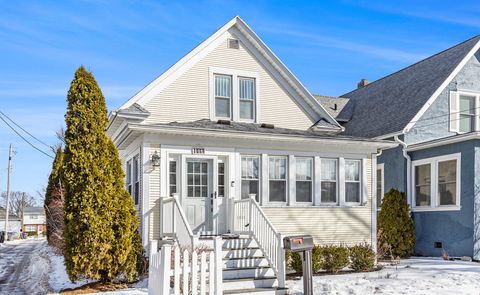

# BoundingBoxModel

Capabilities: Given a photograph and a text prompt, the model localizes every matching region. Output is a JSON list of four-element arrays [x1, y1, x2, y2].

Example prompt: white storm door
[[184, 159, 213, 234]]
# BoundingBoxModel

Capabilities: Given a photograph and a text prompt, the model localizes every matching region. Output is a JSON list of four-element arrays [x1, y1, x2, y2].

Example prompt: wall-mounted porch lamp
[[151, 151, 160, 167]]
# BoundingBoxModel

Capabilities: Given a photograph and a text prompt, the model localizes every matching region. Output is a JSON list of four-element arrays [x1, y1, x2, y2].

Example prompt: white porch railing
[[232, 195, 286, 287], [148, 238, 223, 295], [159, 194, 198, 248]]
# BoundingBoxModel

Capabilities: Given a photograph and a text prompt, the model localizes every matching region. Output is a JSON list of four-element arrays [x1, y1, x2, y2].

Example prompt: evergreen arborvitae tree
[[378, 188, 416, 258], [63, 66, 144, 282], [44, 147, 64, 246]]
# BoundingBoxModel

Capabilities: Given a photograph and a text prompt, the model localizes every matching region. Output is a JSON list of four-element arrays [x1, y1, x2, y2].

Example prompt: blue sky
[[0, 0, 479, 201]]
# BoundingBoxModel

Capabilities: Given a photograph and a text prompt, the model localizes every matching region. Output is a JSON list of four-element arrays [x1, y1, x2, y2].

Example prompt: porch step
[[223, 238, 258, 249], [224, 287, 288, 295], [224, 257, 269, 268], [223, 266, 275, 279], [223, 276, 278, 291], [223, 248, 264, 259]]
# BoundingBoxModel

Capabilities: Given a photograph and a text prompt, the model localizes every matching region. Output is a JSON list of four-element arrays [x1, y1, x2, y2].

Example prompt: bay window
[[320, 158, 337, 203], [413, 153, 460, 210], [269, 156, 287, 202], [296, 158, 313, 203], [345, 159, 361, 203], [241, 156, 259, 201]]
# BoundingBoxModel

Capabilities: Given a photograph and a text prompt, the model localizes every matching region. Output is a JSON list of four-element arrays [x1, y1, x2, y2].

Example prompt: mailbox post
[[284, 235, 314, 295]]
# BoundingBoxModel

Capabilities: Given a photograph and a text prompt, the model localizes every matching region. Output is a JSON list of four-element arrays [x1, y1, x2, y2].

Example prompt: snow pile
[[20, 242, 51, 294], [286, 257, 480, 295], [47, 244, 92, 292]]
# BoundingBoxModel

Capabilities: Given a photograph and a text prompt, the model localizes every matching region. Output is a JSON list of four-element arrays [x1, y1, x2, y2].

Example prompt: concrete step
[[223, 266, 275, 279], [223, 276, 278, 291], [223, 248, 264, 259], [223, 238, 258, 249], [224, 287, 289, 295], [224, 257, 270, 268]]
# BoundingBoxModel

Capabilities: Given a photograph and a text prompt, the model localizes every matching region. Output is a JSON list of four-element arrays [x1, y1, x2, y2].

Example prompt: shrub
[[349, 244, 375, 272], [378, 189, 416, 258], [286, 250, 302, 274], [319, 245, 350, 273]]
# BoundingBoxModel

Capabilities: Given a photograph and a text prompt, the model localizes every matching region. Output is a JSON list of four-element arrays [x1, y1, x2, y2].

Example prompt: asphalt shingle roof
[[314, 95, 350, 120], [339, 35, 480, 138]]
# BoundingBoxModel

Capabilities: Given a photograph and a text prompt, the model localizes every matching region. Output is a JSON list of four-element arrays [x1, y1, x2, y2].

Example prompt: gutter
[[395, 135, 412, 206]]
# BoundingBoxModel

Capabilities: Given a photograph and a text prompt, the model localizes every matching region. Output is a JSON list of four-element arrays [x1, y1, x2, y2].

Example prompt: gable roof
[[116, 16, 340, 129], [339, 35, 480, 138], [313, 95, 350, 121]]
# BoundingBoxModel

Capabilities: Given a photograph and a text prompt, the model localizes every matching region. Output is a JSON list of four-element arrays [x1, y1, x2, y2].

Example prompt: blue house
[[318, 35, 480, 259]]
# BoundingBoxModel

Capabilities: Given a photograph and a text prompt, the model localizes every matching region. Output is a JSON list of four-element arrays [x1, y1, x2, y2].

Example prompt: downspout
[[394, 135, 412, 205]]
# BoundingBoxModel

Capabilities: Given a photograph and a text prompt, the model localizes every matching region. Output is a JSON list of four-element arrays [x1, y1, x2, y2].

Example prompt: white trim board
[[116, 16, 340, 128], [404, 39, 480, 133]]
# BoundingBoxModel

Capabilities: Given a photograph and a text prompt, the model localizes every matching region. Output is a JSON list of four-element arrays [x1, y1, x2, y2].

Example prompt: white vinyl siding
[[144, 35, 315, 130]]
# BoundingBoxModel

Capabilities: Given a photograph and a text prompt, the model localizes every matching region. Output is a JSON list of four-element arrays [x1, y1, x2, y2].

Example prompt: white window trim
[[376, 163, 384, 211], [412, 153, 461, 212], [168, 156, 179, 197], [294, 157, 314, 206], [344, 159, 362, 205], [451, 90, 480, 134], [267, 155, 288, 205], [209, 67, 260, 123]]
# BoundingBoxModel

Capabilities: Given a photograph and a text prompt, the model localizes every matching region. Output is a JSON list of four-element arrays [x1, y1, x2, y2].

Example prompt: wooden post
[[248, 194, 256, 233], [160, 244, 172, 295], [276, 233, 286, 288], [159, 197, 164, 240], [213, 237, 223, 295], [4, 144, 12, 241]]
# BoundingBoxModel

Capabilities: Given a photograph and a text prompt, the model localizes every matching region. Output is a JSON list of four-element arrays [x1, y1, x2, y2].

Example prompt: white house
[[107, 16, 395, 292]]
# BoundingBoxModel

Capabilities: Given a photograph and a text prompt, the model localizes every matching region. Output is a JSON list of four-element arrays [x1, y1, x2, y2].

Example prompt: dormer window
[[210, 67, 259, 122]]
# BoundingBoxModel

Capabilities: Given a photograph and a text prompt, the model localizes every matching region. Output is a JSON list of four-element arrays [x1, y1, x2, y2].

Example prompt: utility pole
[[4, 144, 12, 242]]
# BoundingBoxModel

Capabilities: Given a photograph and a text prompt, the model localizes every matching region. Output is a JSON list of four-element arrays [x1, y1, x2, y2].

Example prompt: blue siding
[[378, 145, 407, 195], [410, 140, 477, 258]]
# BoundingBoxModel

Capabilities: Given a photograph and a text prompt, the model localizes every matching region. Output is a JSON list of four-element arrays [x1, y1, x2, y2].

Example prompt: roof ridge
[[342, 35, 480, 96]]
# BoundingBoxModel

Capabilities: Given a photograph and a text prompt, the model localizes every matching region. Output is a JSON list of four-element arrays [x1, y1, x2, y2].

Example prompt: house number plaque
[[192, 147, 205, 154]]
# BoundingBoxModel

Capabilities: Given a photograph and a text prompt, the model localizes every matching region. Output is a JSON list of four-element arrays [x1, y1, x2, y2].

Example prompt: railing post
[[149, 240, 158, 260], [276, 233, 286, 288], [159, 197, 164, 240], [213, 237, 223, 295], [248, 194, 256, 233], [159, 244, 171, 295], [172, 193, 180, 237]]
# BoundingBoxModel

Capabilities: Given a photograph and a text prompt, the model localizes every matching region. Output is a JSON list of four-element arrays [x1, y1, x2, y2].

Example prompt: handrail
[[159, 194, 198, 248], [232, 196, 286, 288]]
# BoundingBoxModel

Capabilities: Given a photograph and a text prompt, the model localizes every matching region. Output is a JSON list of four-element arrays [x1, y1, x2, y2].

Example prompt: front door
[[184, 159, 213, 234]]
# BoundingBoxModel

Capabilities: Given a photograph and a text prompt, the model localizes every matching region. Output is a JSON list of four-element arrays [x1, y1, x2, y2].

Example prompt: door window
[[187, 161, 208, 198]]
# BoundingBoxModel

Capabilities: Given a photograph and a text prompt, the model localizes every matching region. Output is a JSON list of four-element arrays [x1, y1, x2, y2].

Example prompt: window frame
[[376, 163, 384, 210], [241, 155, 260, 201], [209, 67, 259, 123], [214, 74, 232, 119], [268, 156, 288, 204], [344, 159, 362, 205], [168, 159, 178, 197], [451, 90, 480, 134], [412, 153, 461, 212], [320, 158, 338, 205], [459, 94, 476, 133], [133, 155, 140, 206], [295, 157, 313, 204]]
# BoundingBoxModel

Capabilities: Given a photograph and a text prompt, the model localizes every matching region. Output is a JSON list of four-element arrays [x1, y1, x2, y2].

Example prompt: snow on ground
[[47, 243, 93, 293], [286, 257, 480, 295]]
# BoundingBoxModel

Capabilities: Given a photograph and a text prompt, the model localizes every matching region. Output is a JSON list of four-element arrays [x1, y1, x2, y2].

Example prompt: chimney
[[357, 79, 370, 88]]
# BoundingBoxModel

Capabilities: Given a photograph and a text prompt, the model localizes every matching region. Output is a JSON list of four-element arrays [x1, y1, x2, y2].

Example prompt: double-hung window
[[133, 155, 140, 205], [345, 159, 361, 203], [241, 156, 259, 200], [459, 95, 475, 133], [212, 69, 257, 122], [296, 158, 313, 203], [214, 75, 232, 118], [320, 158, 337, 203], [269, 156, 287, 202], [413, 153, 460, 210], [239, 77, 255, 120]]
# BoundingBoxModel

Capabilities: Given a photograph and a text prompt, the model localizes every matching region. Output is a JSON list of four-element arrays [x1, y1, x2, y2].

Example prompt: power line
[[410, 106, 480, 125], [0, 115, 54, 159], [0, 111, 52, 150]]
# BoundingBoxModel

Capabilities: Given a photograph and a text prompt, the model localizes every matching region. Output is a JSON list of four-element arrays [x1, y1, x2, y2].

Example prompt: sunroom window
[[438, 160, 457, 205], [415, 164, 431, 206], [241, 156, 259, 201], [296, 158, 313, 203], [345, 159, 361, 203], [269, 156, 287, 202], [320, 158, 337, 203], [214, 75, 232, 118]]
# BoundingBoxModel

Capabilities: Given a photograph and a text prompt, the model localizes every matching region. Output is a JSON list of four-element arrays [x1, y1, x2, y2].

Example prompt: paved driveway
[[0, 239, 50, 294]]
